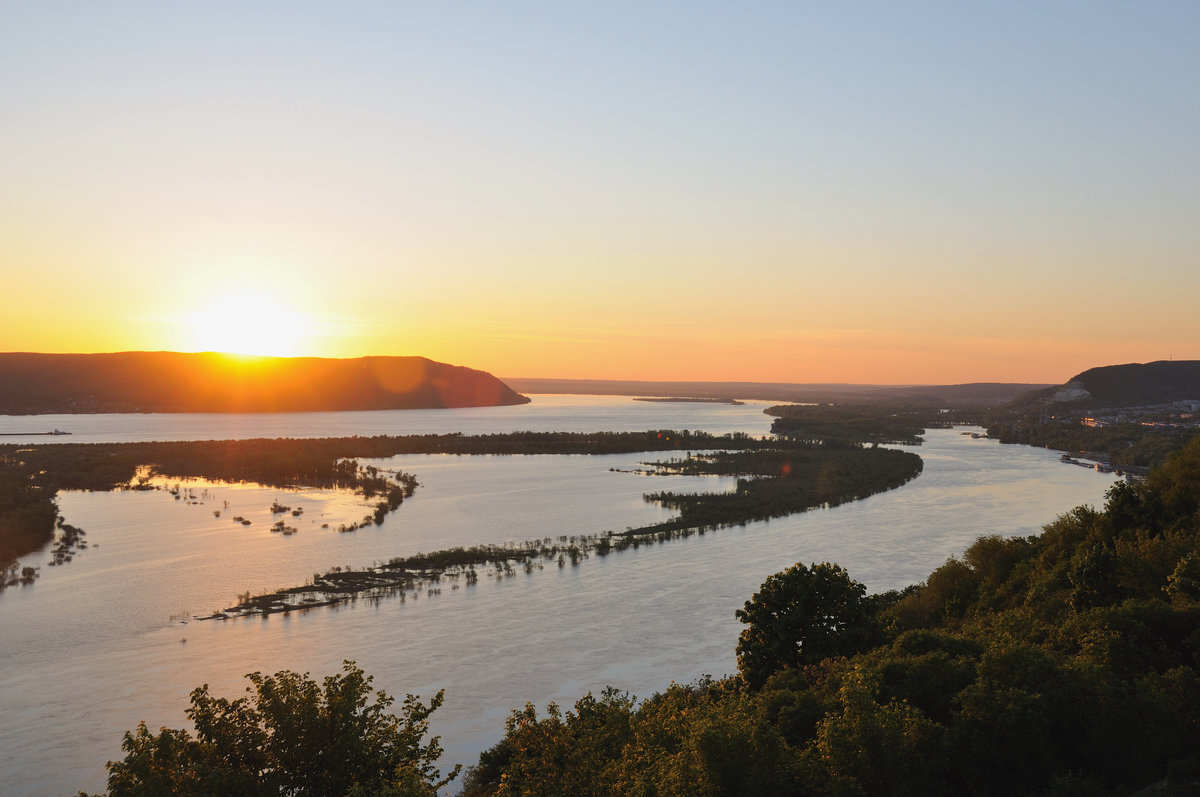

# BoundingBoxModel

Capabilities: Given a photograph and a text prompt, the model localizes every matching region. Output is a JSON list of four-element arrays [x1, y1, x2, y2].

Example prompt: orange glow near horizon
[[3, 5, 1198, 391], [0, 296, 1188, 387]]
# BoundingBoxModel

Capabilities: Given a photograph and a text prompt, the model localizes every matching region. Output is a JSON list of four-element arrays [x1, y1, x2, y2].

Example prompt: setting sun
[[181, 292, 312, 358]]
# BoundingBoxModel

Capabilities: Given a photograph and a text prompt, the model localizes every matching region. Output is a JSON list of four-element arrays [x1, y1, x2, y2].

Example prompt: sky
[[2, 2, 1197, 385]]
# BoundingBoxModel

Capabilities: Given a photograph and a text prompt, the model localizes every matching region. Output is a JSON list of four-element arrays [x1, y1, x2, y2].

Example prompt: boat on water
[[0, 429, 72, 436]]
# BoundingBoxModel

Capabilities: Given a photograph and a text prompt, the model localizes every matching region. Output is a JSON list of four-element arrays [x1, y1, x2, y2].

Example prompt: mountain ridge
[[505, 377, 1049, 406]]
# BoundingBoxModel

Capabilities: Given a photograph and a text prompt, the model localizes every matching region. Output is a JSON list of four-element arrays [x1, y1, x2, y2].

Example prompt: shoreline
[[633, 397, 744, 405]]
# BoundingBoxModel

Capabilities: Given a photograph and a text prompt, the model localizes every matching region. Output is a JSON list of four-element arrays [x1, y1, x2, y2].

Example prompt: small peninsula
[[0, 351, 529, 414]]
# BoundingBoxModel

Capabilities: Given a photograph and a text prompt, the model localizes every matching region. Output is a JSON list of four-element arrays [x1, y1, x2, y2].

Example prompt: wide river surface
[[0, 396, 1118, 796]]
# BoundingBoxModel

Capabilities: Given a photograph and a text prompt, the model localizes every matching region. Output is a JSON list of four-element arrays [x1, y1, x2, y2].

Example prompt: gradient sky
[[2, 2, 1197, 384]]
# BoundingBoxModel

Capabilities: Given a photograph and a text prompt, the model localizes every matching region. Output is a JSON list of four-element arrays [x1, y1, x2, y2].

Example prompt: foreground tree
[[736, 562, 873, 688], [461, 681, 797, 797], [88, 661, 458, 797]]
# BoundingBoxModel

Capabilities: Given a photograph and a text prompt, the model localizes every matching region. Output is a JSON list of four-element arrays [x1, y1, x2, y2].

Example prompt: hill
[[0, 352, 530, 414], [1009, 360, 1200, 412], [988, 361, 1200, 468]]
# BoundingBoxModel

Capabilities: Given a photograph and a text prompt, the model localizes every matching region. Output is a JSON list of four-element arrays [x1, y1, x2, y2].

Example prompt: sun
[[182, 291, 313, 358]]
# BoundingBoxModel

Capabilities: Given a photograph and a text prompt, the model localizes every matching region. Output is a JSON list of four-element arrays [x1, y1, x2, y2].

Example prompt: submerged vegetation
[[0, 458, 58, 583], [0, 429, 919, 598], [0, 437, 424, 587], [197, 440, 920, 619]]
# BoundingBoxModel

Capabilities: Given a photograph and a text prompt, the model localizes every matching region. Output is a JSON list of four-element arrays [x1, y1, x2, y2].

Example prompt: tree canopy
[[735, 562, 874, 688], [88, 661, 458, 797]]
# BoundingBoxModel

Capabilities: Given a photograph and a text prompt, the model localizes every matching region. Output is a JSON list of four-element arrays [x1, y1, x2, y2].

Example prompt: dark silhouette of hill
[[1071, 360, 1200, 405], [0, 352, 530, 414], [505, 377, 1047, 406], [1006, 360, 1200, 411]]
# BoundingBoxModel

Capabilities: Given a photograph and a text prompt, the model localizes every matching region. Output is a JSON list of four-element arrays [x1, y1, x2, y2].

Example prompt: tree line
[[765, 401, 967, 445], [641, 446, 921, 531]]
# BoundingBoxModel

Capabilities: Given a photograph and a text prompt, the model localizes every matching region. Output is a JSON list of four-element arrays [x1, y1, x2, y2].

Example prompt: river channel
[[0, 396, 1117, 795]]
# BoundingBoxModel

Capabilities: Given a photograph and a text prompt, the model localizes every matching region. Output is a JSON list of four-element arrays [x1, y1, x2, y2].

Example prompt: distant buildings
[[1079, 400, 1200, 429]]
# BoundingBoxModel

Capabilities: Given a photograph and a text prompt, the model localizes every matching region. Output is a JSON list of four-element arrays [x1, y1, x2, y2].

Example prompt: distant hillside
[[505, 378, 1047, 407], [0, 352, 530, 414], [1008, 360, 1200, 411], [987, 361, 1200, 468]]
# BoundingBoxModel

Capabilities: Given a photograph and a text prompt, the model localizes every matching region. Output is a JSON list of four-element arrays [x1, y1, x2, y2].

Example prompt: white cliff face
[[1050, 381, 1092, 403]]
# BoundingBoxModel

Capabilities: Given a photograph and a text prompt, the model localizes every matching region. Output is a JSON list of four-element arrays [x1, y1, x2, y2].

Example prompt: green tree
[[620, 682, 794, 796], [1168, 552, 1200, 602], [93, 661, 458, 797], [1069, 543, 1120, 611], [736, 562, 873, 688], [801, 670, 949, 797], [463, 689, 636, 797]]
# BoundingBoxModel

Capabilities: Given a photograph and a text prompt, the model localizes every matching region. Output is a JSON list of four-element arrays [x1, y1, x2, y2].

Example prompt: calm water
[[0, 394, 776, 443], [0, 397, 1117, 796]]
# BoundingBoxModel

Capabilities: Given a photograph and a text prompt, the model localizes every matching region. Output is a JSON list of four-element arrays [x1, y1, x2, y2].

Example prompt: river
[[0, 396, 1117, 795]]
